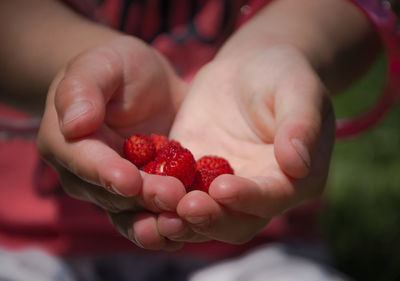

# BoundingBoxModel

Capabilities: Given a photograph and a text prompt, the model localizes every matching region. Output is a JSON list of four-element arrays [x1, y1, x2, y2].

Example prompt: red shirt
[[0, 0, 321, 260]]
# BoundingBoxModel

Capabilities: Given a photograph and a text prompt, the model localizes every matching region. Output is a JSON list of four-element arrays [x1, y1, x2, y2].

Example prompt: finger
[[157, 212, 210, 243], [274, 74, 330, 179], [55, 45, 124, 139], [140, 172, 187, 213], [55, 37, 186, 140], [57, 167, 143, 213], [210, 136, 335, 220], [109, 212, 184, 251], [66, 170, 186, 213], [209, 173, 299, 219], [38, 109, 142, 197], [177, 191, 267, 244], [39, 103, 187, 206], [56, 164, 187, 214]]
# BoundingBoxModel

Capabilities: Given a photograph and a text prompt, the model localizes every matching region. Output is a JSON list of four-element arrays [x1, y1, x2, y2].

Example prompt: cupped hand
[[37, 36, 188, 250], [157, 45, 335, 244]]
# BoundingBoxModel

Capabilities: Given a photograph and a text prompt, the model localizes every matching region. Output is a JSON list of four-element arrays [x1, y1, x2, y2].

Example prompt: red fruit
[[124, 134, 156, 168], [196, 156, 234, 175], [142, 160, 158, 174], [143, 142, 196, 188], [190, 156, 234, 192], [149, 134, 169, 152], [190, 169, 220, 193]]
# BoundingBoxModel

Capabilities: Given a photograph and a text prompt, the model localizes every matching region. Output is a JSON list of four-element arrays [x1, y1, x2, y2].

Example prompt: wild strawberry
[[149, 134, 170, 152], [196, 156, 234, 175], [124, 134, 156, 168], [142, 160, 158, 174], [190, 169, 220, 193], [143, 142, 196, 188], [190, 156, 234, 192]]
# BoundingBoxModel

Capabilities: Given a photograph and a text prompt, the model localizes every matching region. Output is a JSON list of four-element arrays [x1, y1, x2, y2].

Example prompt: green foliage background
[[322, 54, 400, 281]]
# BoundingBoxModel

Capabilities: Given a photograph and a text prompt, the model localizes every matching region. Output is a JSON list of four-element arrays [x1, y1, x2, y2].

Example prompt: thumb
[[274, 82, 332, 179], [54, 47, 123, 139]]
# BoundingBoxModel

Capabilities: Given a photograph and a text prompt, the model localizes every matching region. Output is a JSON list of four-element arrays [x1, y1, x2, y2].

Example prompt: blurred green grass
[[322, 54, 400, 281]]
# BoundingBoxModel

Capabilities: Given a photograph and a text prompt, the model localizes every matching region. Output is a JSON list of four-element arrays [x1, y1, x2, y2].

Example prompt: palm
[[172, 47, 334, 182], [170, 65, 277, 177]]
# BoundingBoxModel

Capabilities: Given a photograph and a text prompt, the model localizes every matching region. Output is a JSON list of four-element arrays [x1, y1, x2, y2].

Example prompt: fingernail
[[291, 138, 311, 168], [63, 101, 92, 124], [154, 196, 171, 211]]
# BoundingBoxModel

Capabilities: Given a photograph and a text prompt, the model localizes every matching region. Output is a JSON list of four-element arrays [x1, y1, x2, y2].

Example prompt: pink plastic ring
[[336, 0, 400, 138]]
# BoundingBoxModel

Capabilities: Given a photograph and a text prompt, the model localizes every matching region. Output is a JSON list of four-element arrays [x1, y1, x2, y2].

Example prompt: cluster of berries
[[123, 134, 234, 192]]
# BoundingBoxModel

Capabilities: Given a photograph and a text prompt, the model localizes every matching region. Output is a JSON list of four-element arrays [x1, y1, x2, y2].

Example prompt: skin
[[1, 0, 378, 250], [160, 47, 335, 243], [157, 0, 380, 244]]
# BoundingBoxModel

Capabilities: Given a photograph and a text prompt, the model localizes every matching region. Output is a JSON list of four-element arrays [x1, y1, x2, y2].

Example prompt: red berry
[[124, 134, 156, 168], [190, 156, 234, 192], [196, 156, 234, 175], [149, 134, 170, 152], [143, 142, 196, 188], [190, 169, 220, 192], [142, 160, 158, 174]]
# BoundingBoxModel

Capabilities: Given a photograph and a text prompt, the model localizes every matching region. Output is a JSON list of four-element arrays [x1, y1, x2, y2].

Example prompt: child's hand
[[157, 46, 335, 244], [37, 36, 187, 251]]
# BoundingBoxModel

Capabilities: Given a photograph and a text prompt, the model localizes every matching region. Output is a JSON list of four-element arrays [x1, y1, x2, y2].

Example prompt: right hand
[[37, 36, 188, 251]]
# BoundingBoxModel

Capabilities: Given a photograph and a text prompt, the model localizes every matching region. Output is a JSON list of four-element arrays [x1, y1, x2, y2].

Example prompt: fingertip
[[274, 122, 316, 179], [110, 211, 183, 251], [132, 213, 183, 251], [157, 212, 187, 238], [60, 101, 104, 139], [132, 213, 167, 250], [177, 191, 218, 224], [55, 76, 105, 139], [177, 191, 207, 215], [141, 173, 187, 212], [100, 159, 142, 197], [209, 175, 256, 204]]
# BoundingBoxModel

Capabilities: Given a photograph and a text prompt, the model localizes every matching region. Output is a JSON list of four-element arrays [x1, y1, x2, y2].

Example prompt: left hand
[[157, 45, 335, 244]]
